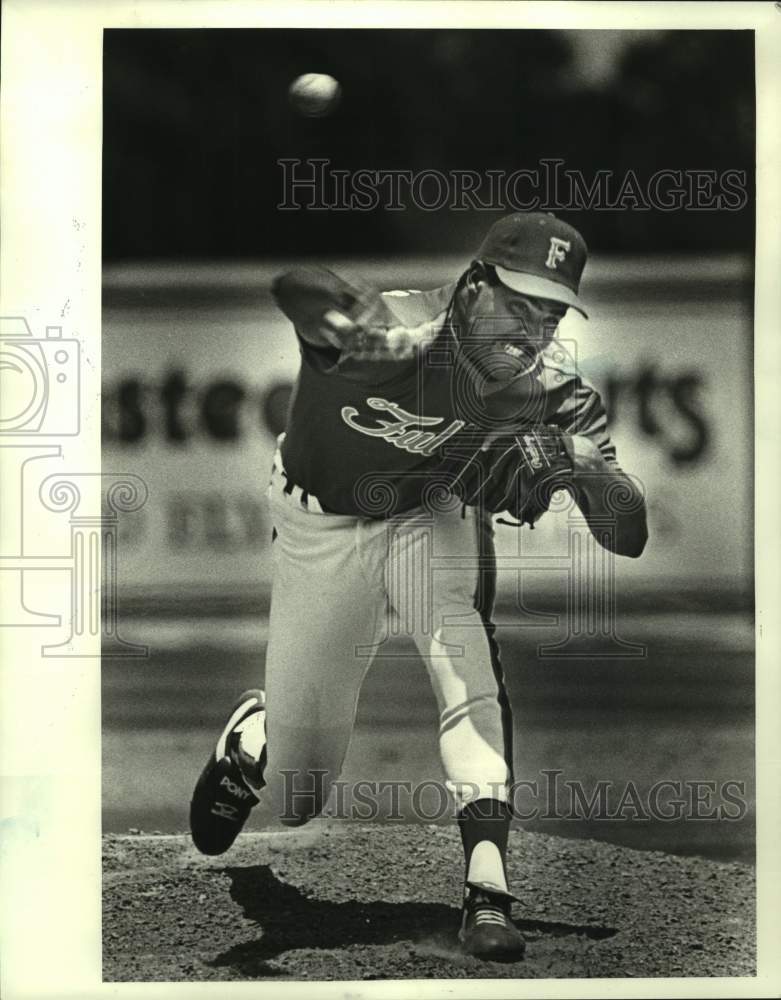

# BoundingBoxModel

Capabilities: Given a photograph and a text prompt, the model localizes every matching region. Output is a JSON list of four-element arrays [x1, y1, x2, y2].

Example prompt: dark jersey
[[274, 270, 619, 516]]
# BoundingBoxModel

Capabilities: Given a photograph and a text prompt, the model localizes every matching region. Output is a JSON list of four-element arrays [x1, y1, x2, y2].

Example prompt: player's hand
[[273, 267, 435, 362], [321, 309, 434, 362], [320, 309, 361, 349]]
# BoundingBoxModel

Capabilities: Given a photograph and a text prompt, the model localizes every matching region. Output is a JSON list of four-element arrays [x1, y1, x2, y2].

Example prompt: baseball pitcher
[[189, 212, 648, 961]]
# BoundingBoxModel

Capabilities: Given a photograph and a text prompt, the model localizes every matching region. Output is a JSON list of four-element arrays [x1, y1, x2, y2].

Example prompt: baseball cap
[[475, 212, 588, 318]]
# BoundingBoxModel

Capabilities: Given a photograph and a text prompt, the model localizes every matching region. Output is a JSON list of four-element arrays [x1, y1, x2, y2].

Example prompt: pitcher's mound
[[103, 823, 754, 981]]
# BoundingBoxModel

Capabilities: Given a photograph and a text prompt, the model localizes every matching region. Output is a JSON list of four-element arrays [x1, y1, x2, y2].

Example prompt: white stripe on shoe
[[215, 696, 261, 761], [475, 908, 508, 925]]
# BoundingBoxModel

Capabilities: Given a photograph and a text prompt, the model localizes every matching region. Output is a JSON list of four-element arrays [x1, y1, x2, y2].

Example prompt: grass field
[[103, 608, 754, 863]]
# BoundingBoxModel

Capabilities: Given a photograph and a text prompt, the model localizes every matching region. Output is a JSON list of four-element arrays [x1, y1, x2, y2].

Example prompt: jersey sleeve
[[271, 266, 349, 373], [555, 378, 620, 468], [540, 346, 621, 469]]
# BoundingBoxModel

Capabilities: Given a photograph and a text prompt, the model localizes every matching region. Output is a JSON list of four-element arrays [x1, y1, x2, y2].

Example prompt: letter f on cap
[[545, 237, 571, 270]]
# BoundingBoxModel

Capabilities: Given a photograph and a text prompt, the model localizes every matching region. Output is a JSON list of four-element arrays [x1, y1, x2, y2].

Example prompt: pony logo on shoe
[[190, 688, 267, 855], [220, 774, 253, 800]]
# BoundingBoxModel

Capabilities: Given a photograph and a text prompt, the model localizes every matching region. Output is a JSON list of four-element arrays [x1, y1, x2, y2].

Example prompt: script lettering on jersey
[[341, 398, 465, 456]]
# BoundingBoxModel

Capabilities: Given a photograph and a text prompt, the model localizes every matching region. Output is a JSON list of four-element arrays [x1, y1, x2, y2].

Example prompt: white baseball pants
[[256, 458, 513, 826]]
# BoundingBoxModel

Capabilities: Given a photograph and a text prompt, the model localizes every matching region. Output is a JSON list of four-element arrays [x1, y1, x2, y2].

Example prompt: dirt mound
[[103, 823, 754, 981]]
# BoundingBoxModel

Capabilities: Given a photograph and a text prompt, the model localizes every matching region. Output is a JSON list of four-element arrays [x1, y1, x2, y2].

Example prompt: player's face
[[494, 285, 568, 350], [460, 269, 569, 379]]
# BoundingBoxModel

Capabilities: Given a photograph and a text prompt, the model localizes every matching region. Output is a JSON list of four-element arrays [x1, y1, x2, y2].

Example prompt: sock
[[458, 797, 511, 895]]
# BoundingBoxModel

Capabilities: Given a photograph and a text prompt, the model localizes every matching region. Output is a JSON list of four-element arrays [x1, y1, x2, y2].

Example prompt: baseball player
[[190, 212, 648, 961]]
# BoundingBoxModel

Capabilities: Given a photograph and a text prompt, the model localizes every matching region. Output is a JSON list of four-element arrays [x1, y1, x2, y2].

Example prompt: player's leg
[[190, 469, 387, 849], [390, 502, 512, 850], [259, 486, 387, 827], [455, 510, 523, 958], [389, 501, 523, 959], [457, 505, 515, 890]]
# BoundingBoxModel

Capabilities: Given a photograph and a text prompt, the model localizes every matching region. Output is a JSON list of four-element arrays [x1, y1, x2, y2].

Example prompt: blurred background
[[102, 29, 755, 863], [103, 28, 754, 257]]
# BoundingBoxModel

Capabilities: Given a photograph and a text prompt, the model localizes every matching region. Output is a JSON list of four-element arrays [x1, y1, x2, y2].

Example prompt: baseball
[[288, 73, 341, 117]]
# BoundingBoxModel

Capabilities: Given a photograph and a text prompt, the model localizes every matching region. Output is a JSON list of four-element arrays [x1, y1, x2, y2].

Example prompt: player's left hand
[[439, 425, 575, 527]]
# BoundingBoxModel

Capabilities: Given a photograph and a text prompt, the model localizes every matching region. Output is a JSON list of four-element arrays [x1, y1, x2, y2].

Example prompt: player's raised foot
[[458, 883, 526, 962], [189, 689, 267, 856]]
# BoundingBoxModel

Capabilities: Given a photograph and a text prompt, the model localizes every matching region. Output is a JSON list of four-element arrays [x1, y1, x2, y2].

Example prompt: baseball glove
[[438, 425, 575, 528]]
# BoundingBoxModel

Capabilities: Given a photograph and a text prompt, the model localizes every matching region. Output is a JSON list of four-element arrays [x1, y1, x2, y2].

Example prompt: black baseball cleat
[[458, 883, 526, 962], [189, 689, 267, 856]]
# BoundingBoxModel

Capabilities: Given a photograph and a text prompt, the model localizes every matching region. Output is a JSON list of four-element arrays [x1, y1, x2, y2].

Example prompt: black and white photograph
[[1, 2, 780, 996]]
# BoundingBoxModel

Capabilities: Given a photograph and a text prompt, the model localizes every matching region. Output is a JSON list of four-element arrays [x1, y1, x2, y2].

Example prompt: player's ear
[[464, 260, 490, 297]]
